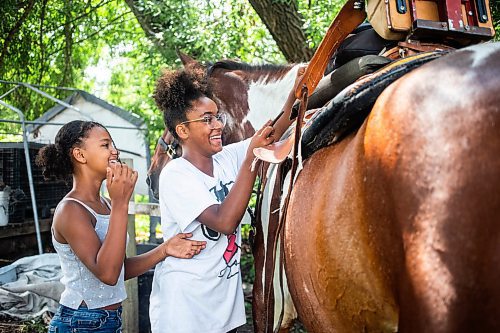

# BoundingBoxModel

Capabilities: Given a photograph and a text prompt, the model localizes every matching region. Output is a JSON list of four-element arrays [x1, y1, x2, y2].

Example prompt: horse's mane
[[207, 59, 292, 82]]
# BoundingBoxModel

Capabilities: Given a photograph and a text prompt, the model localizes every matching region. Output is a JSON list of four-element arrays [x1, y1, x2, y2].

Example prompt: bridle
[[157, 134, 180, 159]]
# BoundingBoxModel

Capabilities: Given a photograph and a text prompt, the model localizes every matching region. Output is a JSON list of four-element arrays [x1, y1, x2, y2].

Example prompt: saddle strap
[[263, 162, 288, 332], [256, 0, 367, 165], [294, 0, 367, 100]]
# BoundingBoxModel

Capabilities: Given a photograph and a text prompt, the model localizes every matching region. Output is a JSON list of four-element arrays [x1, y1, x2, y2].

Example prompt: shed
[[27, 90, 150, 196]]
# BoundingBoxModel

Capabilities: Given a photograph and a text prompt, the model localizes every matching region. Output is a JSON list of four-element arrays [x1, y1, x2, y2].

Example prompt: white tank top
[[52, 197, 127, 309]]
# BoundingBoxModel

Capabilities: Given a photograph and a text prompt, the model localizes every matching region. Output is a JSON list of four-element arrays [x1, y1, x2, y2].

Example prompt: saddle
[[254, 50, 445, 164], [367, 0, 495, 44]]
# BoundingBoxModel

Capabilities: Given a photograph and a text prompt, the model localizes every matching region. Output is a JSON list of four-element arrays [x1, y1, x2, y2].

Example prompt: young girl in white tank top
[[36, 120, 206, 332]]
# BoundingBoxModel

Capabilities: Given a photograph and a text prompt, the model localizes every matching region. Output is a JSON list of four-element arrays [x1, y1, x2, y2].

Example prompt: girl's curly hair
[[154, 66, 213, 140]]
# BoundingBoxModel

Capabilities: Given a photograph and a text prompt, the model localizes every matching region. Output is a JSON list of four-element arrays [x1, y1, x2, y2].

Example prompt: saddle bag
[[366, 0, 496, 44]]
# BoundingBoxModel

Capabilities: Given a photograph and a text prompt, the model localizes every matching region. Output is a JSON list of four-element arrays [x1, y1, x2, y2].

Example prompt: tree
[[1, 0, 498, 144], [0, 0, 144, 135], [122, 0, 285, 63], [493, 1, 500, 40], [122, 0, 346, 63], [246, 0, 313, 62]]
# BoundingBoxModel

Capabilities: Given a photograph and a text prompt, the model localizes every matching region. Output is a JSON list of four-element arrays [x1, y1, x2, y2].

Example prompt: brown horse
[[148, 43, 500, 332], [282, 42, 500, 332]]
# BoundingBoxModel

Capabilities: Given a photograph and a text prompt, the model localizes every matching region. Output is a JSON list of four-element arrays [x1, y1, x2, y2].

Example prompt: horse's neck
[[245, 64, 301, 129]]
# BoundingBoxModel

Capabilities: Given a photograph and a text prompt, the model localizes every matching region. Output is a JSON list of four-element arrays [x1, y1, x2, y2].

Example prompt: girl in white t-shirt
[[149, 67, 303, 333]]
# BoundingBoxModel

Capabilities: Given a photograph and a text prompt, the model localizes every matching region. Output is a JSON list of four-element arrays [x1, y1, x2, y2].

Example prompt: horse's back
[[285, 42, 500, 332]]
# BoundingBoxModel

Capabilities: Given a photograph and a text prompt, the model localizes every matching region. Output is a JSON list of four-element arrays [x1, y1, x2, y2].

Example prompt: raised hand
[[161, 233, 207, 259], [293, 65, 307, 92], [106, 162, 138, 205], [248, 120, 275, 157]]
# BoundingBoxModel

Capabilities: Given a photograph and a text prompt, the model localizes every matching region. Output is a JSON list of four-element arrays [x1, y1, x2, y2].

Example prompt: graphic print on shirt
[[204, 180, 241, 279]]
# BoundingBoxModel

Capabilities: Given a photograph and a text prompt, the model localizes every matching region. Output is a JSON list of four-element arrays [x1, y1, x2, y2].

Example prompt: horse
[[148, 42, 500, 332], [281, 42, 500, 332]]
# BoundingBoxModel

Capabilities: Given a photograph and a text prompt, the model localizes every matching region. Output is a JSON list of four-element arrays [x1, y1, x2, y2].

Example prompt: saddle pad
[[291, 54, 391, 119], [301, 51, 447, 160]]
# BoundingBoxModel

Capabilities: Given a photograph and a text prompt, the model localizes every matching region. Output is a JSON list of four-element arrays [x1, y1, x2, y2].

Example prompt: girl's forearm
[[199, 156, 258, 235], [94, 204, 129, 284], [124, 247, 165, 280]]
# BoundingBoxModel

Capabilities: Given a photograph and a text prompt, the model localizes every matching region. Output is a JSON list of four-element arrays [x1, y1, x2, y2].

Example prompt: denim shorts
[[48, 304, 122, 332]]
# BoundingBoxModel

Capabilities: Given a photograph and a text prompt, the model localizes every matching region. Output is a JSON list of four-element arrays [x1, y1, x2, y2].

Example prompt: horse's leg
[[254, 163, 298, 333], [365, 43, 500, 332]]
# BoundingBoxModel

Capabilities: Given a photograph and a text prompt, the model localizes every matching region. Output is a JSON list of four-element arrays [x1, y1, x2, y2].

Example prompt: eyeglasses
[[179, 113, 227, 129]]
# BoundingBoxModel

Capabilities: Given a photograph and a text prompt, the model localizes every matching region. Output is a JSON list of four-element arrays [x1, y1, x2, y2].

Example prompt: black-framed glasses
[[179, 113, 227, 129]]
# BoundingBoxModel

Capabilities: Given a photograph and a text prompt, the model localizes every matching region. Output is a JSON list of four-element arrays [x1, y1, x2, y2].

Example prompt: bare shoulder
[[52, 199, 96, 243]]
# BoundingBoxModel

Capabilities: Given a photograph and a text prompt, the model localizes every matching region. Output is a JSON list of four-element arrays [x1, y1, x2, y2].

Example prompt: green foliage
[[1, 0, 498, 146], [0, 0, 137, 134], [0, 0, 291, 145], [131, 0, 284, 63], [21, 317, 47, 333], [298, 0, 344, 49], [493, 0, 500, 40], [135, 213, 153, 243]]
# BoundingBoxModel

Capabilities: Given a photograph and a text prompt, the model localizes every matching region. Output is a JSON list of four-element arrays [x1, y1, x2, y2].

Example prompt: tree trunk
[[123, 0, 313, 62], [248, 0, 313, 62]]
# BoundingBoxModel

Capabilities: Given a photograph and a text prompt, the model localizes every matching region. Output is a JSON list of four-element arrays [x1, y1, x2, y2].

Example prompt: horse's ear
[[177, 50, 198, 67]]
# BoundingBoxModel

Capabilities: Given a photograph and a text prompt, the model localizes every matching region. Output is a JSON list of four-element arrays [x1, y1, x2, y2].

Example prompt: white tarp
[[0, 254, 62, 319]]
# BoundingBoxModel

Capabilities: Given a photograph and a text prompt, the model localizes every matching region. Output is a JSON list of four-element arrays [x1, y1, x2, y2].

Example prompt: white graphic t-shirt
[[150, 139, 250, 333]]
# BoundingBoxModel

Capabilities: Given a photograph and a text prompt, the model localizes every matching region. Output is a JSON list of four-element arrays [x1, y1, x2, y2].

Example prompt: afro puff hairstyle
[[154, 66, 214, 140]]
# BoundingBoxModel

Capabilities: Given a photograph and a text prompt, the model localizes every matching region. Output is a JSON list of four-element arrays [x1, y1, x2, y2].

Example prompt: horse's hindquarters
[[365, 43, 500, 332], [284, 43, 500, 333]]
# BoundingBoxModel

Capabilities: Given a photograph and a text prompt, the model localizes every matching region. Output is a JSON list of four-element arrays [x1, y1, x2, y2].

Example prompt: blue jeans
[[48, 304, 122, 332]]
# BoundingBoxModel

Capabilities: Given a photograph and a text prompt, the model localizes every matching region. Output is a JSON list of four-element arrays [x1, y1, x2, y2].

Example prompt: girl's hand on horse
[[106, 162, 138, 205], [161, 233, 207, 259], [248, 120, 275, 156]]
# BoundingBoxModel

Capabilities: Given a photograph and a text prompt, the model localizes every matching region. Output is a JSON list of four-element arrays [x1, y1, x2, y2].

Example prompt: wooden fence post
[[121, 158, 138, 333], [122, 213, 139, 333]]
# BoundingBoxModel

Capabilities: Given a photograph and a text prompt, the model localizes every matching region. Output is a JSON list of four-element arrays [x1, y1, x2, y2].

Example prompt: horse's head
[[147, 53, 300, 198], [146, 129, 181, 200]]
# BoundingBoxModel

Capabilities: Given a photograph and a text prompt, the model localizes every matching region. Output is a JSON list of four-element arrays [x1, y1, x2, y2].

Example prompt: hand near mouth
[[106, 162, 138, 205]]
